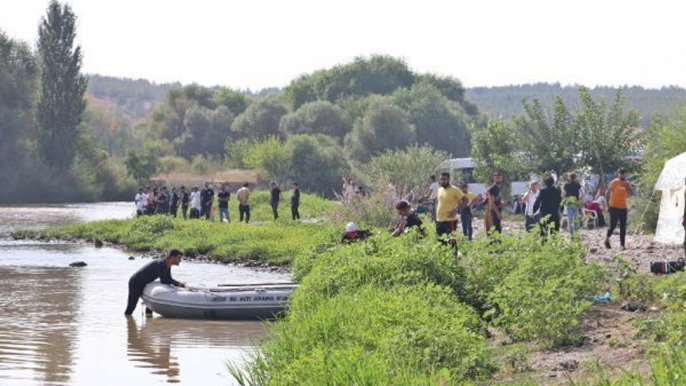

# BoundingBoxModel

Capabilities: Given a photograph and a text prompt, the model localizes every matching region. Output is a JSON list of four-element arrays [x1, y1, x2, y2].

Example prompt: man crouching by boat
[[124, 249, 186, 315]]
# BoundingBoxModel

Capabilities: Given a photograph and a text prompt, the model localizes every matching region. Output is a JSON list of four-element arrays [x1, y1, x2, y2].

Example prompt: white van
[[439, 158, 535, 197]]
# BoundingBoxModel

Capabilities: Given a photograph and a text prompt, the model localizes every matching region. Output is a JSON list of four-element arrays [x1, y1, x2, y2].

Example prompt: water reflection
[[0, 267, 82, 386], [126, 317, 180, 383]]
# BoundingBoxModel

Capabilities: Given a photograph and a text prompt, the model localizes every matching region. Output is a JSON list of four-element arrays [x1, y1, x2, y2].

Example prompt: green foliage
[[279, 101, 348, 138], [231, 98, 289, 140], [176, 105, 233, 159], [366, 145, 447, 197], [36, 0, 88, 173], [223, 138, 252, 169], [576, 86, 641, 182], [460, 232, 606, 347], [213, 87, 251, 116], [344, 97, 416, 161], [329, 187, 398, 228], [125, 147, 158, 184], [286, 134, 349, 196], [513, 96, 579, 176], [392, 83, 472, 156], [470, 118, 525, 184], [244, 136, 292, 181], [283, 55, 415, 110]]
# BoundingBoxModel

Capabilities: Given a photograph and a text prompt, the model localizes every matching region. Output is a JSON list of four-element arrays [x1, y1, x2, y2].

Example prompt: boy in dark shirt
[[392, 200, 425, 237], [124, 249, 186, 315]]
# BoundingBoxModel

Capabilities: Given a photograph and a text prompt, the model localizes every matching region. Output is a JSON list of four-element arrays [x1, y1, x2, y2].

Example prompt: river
[[0, 202, 289, 385]]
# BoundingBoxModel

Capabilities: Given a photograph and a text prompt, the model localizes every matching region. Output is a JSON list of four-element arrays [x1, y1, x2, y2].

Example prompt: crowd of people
[[134, 181, 302, 223]]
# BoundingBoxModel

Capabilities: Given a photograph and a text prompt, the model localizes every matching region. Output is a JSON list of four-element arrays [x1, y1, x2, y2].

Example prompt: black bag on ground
[[650, 259, 686, 274]]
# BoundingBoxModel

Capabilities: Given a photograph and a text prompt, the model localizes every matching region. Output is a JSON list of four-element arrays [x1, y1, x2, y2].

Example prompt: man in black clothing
[[533, 176, 562, 235], [124, 249, 186, 315], [156, 187, 169, 214], [291, 183, 301, 220], [179, 186, 189, 220], [563, 172, 583, 238], [486, 172, 504, 235], [392, 200, 425, 237], [217, 184, 231, 223], [270, 181, 281, 220], [200, 182, 215, 220], [170, 187, 179, 218]]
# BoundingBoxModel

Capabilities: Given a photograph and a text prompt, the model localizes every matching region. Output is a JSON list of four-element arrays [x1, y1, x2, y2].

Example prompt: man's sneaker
[[604, 239, 611, 249]]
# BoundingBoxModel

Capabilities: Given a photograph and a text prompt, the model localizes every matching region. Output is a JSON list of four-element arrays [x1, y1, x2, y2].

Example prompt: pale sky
[[2, 0, 685, 90]]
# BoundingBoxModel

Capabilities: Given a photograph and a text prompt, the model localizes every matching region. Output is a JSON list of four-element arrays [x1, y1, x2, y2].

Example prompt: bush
[[233, 285, 494, 386]]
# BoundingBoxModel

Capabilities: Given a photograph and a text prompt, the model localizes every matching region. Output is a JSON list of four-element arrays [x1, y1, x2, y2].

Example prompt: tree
[[214, 87, 251, 116], [366, 145, 448, 197], [344, 97, 416, 161], [279, 101, 348, 138], [470, 118, 525, 190], [244, 136, 291, 181], [125, 147, 158, 184], [576, 87, 640, 183], [176, 105, 233, 159], [512, 96, 579, 176], [287, 134, 349, 196], [392, 83, 471, 156], [36, 0, 87, 173], [231, 98, 288, 140]]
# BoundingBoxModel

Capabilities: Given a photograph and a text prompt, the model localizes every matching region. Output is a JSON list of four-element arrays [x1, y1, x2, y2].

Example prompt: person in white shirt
[[134, 188, 146, 217], [427, 175, 440, 222], [189, 186, 201, 219], [520, 181, 540, 232]]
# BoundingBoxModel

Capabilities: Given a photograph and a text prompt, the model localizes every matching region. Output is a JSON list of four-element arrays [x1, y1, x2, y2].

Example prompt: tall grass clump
[[460, 231, 607, 347]]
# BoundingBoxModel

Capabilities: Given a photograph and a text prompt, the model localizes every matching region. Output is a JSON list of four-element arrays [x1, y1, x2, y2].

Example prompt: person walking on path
[[533, 176, 562, 235], [237, 183, 251, 223], [520, 181, 540, 232], [124, 249, 185, 315], [270, 182, 282, 221], [485, 172, 504, 235], [217, 184, 231, 223], [435, 172, 468, 241], [459, 183, 476, 241], [604, 168, 633, 250], [428, 175, 440, 223], [563, 172, 584, 238], [291, 183, 301, 220]]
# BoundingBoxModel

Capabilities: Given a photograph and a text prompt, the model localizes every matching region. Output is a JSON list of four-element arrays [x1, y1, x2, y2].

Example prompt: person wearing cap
[[124, 249, 186, 315], [392, 200, 425, 237], [341, 222, 370, 243]]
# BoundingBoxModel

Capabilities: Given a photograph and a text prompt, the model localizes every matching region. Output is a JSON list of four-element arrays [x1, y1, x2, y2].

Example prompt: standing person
[[217, 184, 231, 223], [485, 172, 504, 235], [563, 172, 583, 238], [291, 183, 301, 221], [134, 188, 146, 217], [459, 183, 476, 240], [520, 181, 541, 232], [428, 175, 440, 223], [237, 183, 251, 223], [533, 176, 562, 235], [604, 168, 633, 250], [270, 182, 281, 221], [392, 200, 425, 237], [179, 186, 189, 220], [189, 186, 201, 219], [435, 172, 468, 240], [169, 187, 179, 218], [146, 188, 158, 215], [200, 182, 215, 221], [156, 187, 169, 214], [124, 249, 186, 315]]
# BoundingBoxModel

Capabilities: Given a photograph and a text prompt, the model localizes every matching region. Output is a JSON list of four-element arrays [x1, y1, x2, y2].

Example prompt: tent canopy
[[655, 151, 686, 191], [654, 151, 686, 245]]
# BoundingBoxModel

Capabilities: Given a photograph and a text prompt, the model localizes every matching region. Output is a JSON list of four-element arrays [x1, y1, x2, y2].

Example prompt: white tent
[[654, 151, 686, 244]]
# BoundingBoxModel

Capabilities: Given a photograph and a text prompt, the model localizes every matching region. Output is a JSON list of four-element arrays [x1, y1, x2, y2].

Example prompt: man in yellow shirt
[[436, 172, 469, 239], [604, 168, 633, 250], [236, 183, 251, 223]]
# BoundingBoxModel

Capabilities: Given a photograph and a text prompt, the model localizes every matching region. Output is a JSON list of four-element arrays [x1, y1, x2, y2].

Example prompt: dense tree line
[[467, 83, 686, 128]]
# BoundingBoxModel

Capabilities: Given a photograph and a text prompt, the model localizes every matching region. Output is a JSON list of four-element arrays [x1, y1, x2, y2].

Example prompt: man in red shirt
[[604, 168, 633, 250]]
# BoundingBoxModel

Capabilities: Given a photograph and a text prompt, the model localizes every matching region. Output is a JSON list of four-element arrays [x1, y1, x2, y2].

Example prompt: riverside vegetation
[[12, 193, 686, 384]]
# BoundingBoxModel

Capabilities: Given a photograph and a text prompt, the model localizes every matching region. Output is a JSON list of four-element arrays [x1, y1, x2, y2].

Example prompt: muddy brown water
[[0, 203, 289, 385]]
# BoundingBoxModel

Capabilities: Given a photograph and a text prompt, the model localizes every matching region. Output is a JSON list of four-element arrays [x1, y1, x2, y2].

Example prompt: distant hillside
[[466, 83, 686, 127]]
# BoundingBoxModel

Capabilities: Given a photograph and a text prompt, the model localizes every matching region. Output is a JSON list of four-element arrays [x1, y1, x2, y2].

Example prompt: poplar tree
[[36, 0, 87, 173]]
